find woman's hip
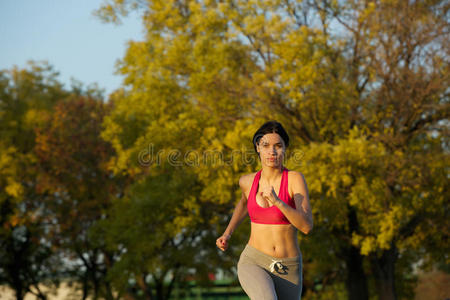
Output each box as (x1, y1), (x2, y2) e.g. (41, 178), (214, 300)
(238, 244), (302, 283)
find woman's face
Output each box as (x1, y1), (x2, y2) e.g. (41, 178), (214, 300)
(256, 133), (285, 166)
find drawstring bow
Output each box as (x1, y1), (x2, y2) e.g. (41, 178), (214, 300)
(269, 259), (284, 273)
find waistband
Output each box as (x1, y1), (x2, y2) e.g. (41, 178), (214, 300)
(243, 244), (301, 264)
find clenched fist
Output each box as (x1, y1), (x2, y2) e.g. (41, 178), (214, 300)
(261, 186), (281, 206)
(216, 234), (231, 251)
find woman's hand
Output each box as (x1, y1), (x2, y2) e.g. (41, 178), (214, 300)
(261, 186), (282, 207)
(216, 234), (231, 251)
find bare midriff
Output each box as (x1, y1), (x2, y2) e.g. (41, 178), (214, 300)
(247, 222), (300, 258)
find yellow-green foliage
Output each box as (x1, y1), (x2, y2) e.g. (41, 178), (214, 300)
(94, 0), (448, 297)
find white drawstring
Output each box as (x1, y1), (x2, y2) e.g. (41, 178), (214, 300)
(269, 259), (284, 273)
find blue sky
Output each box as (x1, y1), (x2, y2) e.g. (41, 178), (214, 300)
(0, 0), (144, 96)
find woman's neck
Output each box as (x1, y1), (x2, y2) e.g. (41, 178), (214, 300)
(260, 165), (283, 184)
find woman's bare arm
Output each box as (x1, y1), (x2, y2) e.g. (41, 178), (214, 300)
(223, 175), (249, 235)
(216, 176), (249, 251)
(265, 171), (313, 234)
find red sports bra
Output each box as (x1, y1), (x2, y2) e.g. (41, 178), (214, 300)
(247, 167), (296, 224)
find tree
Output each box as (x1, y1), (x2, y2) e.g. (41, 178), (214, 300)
(309, 1), (449, 299)
(34, 95), (126, 300)
(0, 61), (68, 300)
(94, 0), (449, 299)
(93, 0), (265, 297)
(96, 89), (255, 299)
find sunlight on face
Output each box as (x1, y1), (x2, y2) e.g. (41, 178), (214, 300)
(257, 133), (285, 166)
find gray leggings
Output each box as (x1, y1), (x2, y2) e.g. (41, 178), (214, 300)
(237, 244), (303, 300)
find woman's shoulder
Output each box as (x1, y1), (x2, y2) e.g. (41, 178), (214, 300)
(239, 171), (258, 190)
(286, 169), (306, 186)
(286, 169), (305, 197)
(286, 169), (304, 179)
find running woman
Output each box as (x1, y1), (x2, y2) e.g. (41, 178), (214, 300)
(216, 120), (313, 300)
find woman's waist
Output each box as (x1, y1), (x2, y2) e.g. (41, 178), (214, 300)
(248, 224), (300, 258)
(241, 243), (301, 268)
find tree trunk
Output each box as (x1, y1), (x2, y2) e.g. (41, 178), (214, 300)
(345, 245), (369, 300)
(346, 205), (369, 300)
(81, 272), (89, 300)
(11, 262), (25, 300)
(14, 290), (24, 300)
(165, 263), (181, 300)
(155, 280), (164, 300)
(103, 252), (117, 300)
(136, 273), (154, 300)
(31, 281), (48, 300)
(370, 245), (398, 300)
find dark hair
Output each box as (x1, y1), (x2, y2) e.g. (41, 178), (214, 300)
(252, 120), (289, 153)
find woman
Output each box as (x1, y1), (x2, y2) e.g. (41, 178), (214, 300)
(216, 120), (313, 300)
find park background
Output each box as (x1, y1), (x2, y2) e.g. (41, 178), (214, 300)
(0, 0), (448, 299)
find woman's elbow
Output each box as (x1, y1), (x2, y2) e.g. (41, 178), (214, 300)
(301, 222), (313, 235)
